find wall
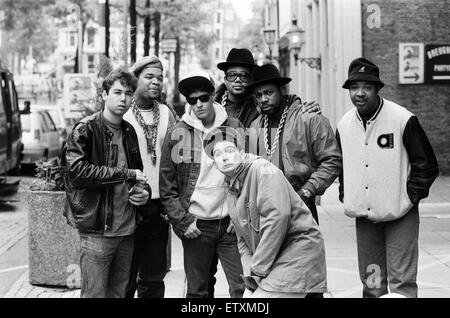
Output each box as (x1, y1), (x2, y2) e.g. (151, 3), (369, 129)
(276, 0), (362, 130)
(362, 0), (450, 174)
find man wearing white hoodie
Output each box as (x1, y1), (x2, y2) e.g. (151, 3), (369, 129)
(159, 71), (245, 298)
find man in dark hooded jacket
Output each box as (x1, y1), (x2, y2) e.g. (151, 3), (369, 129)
(247, 63), (342, 232)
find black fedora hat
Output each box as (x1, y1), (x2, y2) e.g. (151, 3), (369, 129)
(246, 64), (292, 92)
(343, 57), (384, 89)
(217, 48), (258, 72)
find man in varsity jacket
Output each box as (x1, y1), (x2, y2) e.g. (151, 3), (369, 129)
(336, 57), (439, 298)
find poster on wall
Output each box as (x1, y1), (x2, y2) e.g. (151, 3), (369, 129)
(399, 43), (425, 84)
(63, 74), (96, 119)
(425, 44), (450, 84)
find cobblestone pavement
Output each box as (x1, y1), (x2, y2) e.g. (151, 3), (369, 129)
(0, 178), (32, 257)
(0, 210), (27, 257)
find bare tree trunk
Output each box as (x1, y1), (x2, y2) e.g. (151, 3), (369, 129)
(143, 0), (151, 56)
(122, 0), (128, 65)
(174, 36), (180, 103)
(130, 0), (137, 63)
(105, 0), (110, 57)
(154, 11), (160, 56)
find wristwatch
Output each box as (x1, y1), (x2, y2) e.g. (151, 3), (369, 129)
(301, 189), (312, 198)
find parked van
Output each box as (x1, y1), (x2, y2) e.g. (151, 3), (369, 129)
(0, 59), (23, 193)
(31, 104), (67, 150)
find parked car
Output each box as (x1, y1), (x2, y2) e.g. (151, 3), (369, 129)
(31, 104), (67, 149)
(20, 109), (61, 166)
(0, 58), (22, 193)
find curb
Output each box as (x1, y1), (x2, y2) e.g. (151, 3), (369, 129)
(3, 270), (28, 298)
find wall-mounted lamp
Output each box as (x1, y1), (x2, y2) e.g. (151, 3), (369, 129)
(262, 24), (276, 60)
(285, 17), (321, 70)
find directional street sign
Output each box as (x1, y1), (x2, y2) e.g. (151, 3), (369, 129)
(425, 44), (450, 84)
(399, 43), (424, 84)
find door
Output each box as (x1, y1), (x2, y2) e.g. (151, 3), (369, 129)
(40, 111), (59, 158)
(7, 77), (21, 169)
(0, 74), (12, 160)
(0, 87), (7, 174)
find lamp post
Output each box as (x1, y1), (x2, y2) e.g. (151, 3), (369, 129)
(161, 34), (179, 103)
(285, 17), (321, 70)
(262, 24), (276, 61)
(71, 4), (83, 73)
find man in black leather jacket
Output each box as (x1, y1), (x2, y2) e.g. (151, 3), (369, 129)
(63, 68), (151, 298)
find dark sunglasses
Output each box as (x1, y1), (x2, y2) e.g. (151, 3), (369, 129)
(225, 72), (250, 82)
(186, 93), (210, 105)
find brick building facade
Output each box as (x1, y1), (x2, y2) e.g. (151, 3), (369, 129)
(362, 0), (450, 174)
(270, 0), (449, 174)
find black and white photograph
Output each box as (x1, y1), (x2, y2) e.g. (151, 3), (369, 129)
(0, 0), (449, 309)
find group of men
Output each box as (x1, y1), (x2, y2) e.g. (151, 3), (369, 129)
(63, 46), (439, 298)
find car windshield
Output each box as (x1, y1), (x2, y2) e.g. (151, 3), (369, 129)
(47, 110), (61, 126)
(20, 114), (31, 132)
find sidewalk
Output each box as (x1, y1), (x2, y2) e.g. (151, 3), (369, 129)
(3, 177), (450, 298)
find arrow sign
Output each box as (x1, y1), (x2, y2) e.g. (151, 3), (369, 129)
(399, 43), (424, 84)
(404, 73), (420, 81)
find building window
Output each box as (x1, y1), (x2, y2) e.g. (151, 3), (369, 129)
(216, 28), (221, 39)
(88, 55), (95, 73)
(87, 29), (95, 46)
(69, 32), (76, 46)
(217, 12), (221, 24)
(215, 48), (220, 59)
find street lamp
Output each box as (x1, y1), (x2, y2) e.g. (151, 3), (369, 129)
(71, 4), (83, 73)
(285, 17), (321, 70)
(262, 24), (276, 60)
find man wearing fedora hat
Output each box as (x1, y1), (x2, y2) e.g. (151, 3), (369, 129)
(215, 48), (320, 128)
(123, 55), (178, 298)
(159, 70), (245, 298)
(337, 57), (439, 298)
(247, 63), (342, 230)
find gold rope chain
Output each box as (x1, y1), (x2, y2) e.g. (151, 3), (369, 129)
(263, 105), (289, 159)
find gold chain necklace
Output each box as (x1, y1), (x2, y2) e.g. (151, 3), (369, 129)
(263, 105), (289, 159)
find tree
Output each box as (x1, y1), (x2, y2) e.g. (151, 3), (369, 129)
(235, 0), (265, 59)
(0, 0), (58, 70)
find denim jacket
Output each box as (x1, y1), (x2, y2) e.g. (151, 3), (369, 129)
(159, 117), (241, 238)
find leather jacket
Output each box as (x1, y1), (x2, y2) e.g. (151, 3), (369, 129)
(62, 111), (151, 234)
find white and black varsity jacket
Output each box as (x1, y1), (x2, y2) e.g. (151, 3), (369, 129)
(336, 97), (439, 222)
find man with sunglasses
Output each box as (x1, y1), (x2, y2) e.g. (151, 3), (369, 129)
(215, 48), (320, 128)
(159, 70), (245, 298)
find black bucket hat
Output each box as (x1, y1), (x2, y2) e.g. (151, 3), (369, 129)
(246, 63), (292, 92)
(342, 57), (385, 89)
(217, 48), (258, 72)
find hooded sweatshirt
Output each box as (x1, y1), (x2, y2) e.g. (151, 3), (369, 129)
(181, 102), (230, 220)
